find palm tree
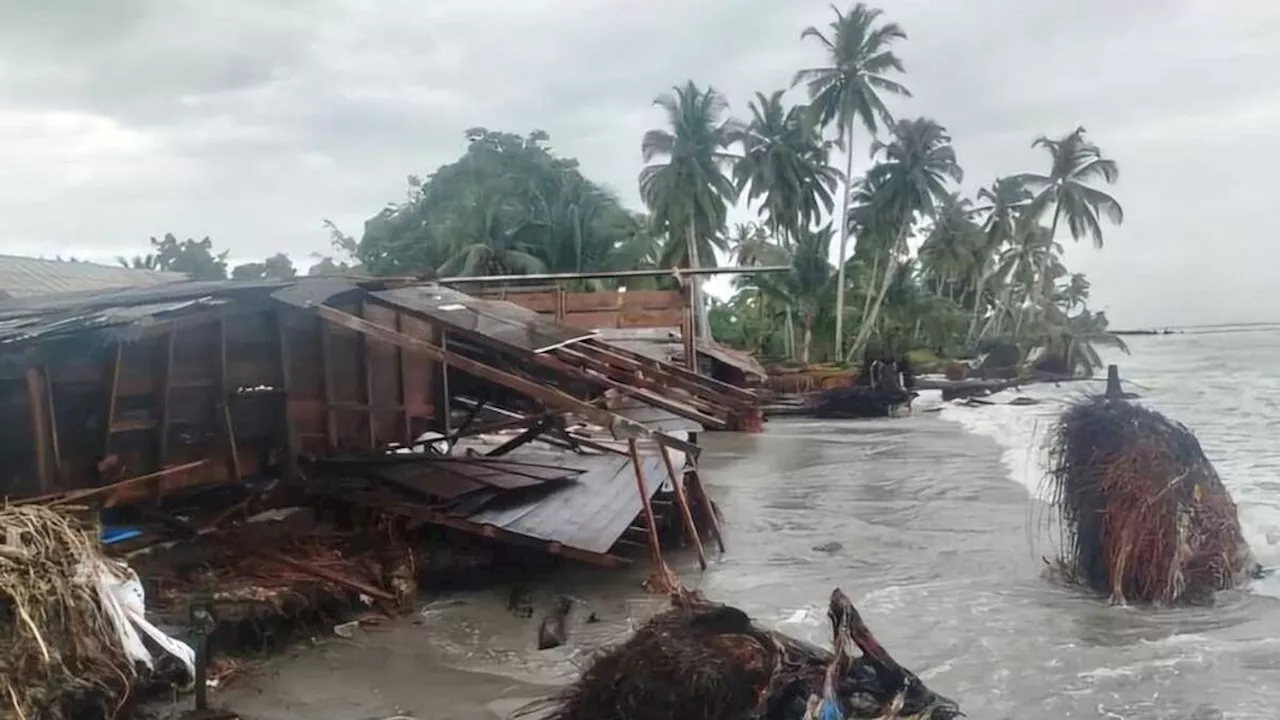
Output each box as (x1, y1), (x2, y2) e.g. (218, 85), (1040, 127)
(640, 81), (741, 340)
(1014, 127), (1123, 304)
(795, 2), (911, 360)
(1056, 272), (1091, 312)
(734, 90), (840, 245)
(968, 177), (1032, 341)
(847, 117), (962, 361)
(917, 193), (979, 302)
(990, 221), (1064, 337)
(1031, 307), (1128, 377)
(436, 185), (548, 276)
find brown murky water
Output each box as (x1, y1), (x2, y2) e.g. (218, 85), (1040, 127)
(215, 416), (1280, 720)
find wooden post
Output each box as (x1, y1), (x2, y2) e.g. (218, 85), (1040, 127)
(103, 344), (122, 454)
(360, 301), (376, 450)
(44, 365), (62, 480)
(319, 317), (336, 449)
(660, 443), (706, 570)
(681, 279), (697, 372)
(218, 318), (242, 483)
(395, 312), (412, 445)
(440, 330), (452, 439)
(1105, 364), (1123, 399)
(688, 468), (725, 553)
(158, 327), (176, 464)
(275, 310), (300, 481)
(627, 439), (666, 574)
(26, 367), (54, 493)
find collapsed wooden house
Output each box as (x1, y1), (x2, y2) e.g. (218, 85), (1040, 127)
(0, 277), (752, 569)
(456, 276), (769, 429)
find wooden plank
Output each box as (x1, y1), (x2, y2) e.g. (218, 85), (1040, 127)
(627, 439), (666, 574)
(587, 339), (759, 403)
(395, 312), (411, 444)
(26, 367), (54, 493)
(530, 352), (727, 430)
(360, 301), (376, 449)
(218, 318), (242, 484)
(320, 316), (336, 448)
(554, 347), (738, 418)
(158, 327), (176, 463)
(103, 344), (122, 454)
(275, 309), (300, 478)
(15, 460), (209, 507)
(317, 304), (700, 459)
(661, 444), (706, 570)
(688, 469), (725, 553)
(44, 365), (62, 479)
(570, 343), (756, 411)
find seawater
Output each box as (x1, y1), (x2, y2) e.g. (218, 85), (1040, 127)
(935, 329), (1280, 599)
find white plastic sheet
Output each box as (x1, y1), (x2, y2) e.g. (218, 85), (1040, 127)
(87, 557), (197, 686)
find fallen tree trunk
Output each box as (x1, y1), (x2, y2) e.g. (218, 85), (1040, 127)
(521, 587), (962, 720)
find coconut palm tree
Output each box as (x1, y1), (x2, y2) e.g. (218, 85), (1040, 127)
(917, 193), (980, 302)
(734, 90), (840, 246)
(639, 81), (741, 339)
(967, 177), (1032, 341)
(1031, 307), (1128, 377)
(1056, 272), (1091, 312)
(847, 117), (962, 361)
(795, 2), (911, 359)
(1014, 126), (1123, 304)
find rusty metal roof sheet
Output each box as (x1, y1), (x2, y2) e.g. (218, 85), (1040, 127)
(466, 452), (667, 555)
(372, 285), (597, 355)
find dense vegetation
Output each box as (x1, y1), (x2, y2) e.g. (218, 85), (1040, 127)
(113, 2), (1127, 377)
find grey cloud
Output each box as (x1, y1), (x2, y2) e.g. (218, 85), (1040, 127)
(1, 0), (1278, 325)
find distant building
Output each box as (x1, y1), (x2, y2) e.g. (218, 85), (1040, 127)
(0, 255), (186, 300)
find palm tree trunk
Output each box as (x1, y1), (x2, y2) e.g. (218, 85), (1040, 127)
(1033, 205), (1063, 318)
(912, 316), (922, 344)
(849, 224), (908, 360)
(832, 123), (856, 360)
(801, 315), (814, 364)
(785, 306), (796, 359)
(965, 266), (989, 343)
(686, 210), (712, 342)
(858, 251), (879, 341)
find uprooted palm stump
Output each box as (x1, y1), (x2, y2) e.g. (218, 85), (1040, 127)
(1045, 395), (1256, 605)
(523, 588), (962, 720)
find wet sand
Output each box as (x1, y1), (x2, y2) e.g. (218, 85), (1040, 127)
(195, 415), (1280, 720)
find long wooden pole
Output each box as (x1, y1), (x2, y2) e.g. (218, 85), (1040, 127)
(627, 439), (666, 575)
(660, 444), (706, 570)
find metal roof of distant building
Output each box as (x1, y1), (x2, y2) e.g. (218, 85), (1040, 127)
(0, 255), (187, 299)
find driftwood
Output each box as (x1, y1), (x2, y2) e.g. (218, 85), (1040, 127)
(523, 587), (961, 720)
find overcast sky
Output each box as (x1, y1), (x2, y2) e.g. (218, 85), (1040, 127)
(1, 0), (1277, 327)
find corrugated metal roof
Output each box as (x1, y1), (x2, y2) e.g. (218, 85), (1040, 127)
(0, 296), (233, 345)
(0, 255), (186, 299)
(312, 455), (583, 500)
(467, 452), (667, 555)
(373, 285), (597, 354)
